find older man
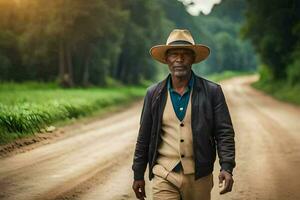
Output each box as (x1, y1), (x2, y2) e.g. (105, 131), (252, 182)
(132, 29), (235, 200)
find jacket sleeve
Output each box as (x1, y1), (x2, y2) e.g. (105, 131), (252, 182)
(132, 88), (153, 180)
(212, 85), (236, 174)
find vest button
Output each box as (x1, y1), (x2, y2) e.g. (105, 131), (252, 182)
(181, 154), (185, 158)
(180, 123), (184, 127)
(180, 139), (184, 142)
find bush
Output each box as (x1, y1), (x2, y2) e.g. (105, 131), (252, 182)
(287, 48), (300, 86)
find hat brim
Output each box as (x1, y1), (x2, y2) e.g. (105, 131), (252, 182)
(149, 44), (210, 64)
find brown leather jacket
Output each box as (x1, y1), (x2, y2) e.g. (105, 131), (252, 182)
(132, 72), (236, 181)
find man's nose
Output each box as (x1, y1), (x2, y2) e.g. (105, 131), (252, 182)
(175, 54), (184, 62)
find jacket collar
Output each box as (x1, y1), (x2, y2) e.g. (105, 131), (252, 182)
(167, 71), (195, 92)
(158, 70), (202, 96)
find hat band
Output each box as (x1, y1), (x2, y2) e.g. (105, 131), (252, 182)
(168, 40), (193, 45)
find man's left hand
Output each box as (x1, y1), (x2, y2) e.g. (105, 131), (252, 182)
(218, 170), (234, 194)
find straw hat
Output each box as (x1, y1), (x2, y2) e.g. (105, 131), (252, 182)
(149, 29), (210, 64)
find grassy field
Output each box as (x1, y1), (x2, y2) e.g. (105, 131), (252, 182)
(0, 71), (254, 145)
(0, 82), (146, 144)
(252, 79), (300, 105)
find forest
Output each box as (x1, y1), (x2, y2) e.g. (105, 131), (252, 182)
(0, 0), (259, 87)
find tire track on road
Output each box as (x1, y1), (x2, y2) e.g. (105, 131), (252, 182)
(211, 76), (300, 200)
(0, 110), (141, 200)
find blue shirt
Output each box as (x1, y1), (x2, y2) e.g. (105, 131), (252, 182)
(167, 72), (194, 122)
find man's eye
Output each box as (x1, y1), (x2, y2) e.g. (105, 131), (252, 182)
(184, 53), (193, 56)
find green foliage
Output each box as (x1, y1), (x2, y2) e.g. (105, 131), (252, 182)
(115, 0), (168, 84)
(256, 64), (273, 83)
(0, 81), (60, 91)
(242, 0), (300, 81)
(176, 0), (258, 75)
(0, 0), (168, 86)
(287, 44), (300, 85)
(0, 0), (260, 85)
(252, 79), (300, 105)
(209, 0), (246, 23)
(214, 32), (240, 71)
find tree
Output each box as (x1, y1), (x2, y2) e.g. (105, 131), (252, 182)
(115, 0), (168, 84)
(242, 0), (300, 80)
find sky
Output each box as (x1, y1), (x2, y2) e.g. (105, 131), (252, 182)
(179, 0), (222, 16)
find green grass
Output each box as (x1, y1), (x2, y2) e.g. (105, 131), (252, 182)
(206, 70), (255, 83)
(252, 79), (300, 105)
(0, 82), (146, 145)
(0, 71), (255, 145)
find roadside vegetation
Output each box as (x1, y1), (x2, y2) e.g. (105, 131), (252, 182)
(252, 78), (300, 105)
(0, 70), (249, 145)
(206, 70), (255, 83)
(242, 1), (300, 105)
(208, 69), (300, 106)
(0, 82), (146, 144)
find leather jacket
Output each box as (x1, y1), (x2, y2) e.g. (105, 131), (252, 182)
(132, 73), (236, 181)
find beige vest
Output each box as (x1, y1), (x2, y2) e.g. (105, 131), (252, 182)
(156, 90), (195, 174)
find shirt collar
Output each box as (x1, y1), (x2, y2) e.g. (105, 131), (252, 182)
(168, 71), (195, 92)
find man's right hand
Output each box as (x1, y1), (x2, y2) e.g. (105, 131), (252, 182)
(132, 180), (146, 199)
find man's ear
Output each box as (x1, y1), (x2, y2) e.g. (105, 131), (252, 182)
(165, 54), (170, 63)
(164, 50), (169, 63)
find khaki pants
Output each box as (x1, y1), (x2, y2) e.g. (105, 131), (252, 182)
(152, 164), (213, 200)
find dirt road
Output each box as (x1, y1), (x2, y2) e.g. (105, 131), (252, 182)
(0, 75), (300, 200)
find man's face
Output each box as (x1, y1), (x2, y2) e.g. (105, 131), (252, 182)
(165, 48), (195, 78)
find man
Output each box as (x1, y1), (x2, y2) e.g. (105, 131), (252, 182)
(132, 29), (235, 200)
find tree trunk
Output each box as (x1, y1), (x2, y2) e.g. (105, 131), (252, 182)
(58, 39), (67, 87)
(58, 39), (74, 88)
(83, 49), (91, 87)
(66, 42), (74, 87)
